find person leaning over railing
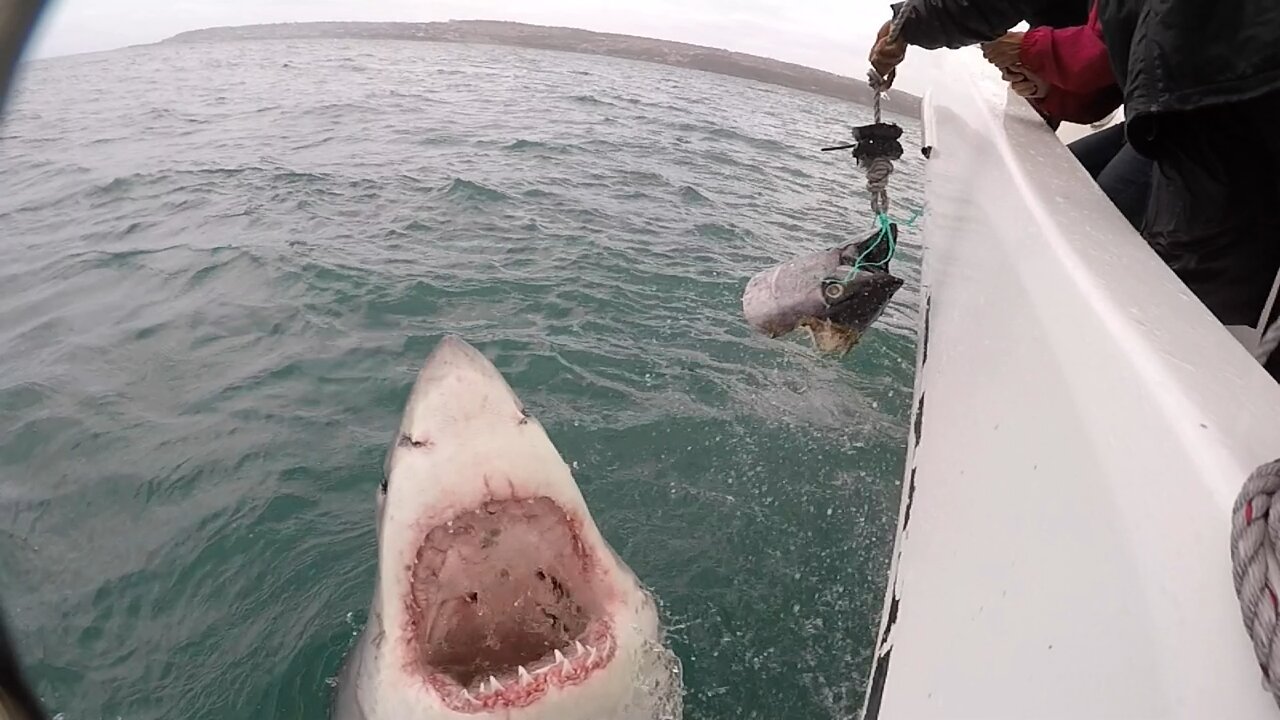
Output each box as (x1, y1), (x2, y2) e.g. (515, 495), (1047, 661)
(870, 0), (1280, 382)
(1097, 0), (1280, 381)
(978, 0), (1152, 234)
(866, 0), (1090, 88)
(865, 0), (1151, 233)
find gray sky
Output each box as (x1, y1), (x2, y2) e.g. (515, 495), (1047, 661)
(27, 0), (950, 94)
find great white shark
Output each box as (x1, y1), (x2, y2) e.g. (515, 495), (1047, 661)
(333, 336), (683, 719)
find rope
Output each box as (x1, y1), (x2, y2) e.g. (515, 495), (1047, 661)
(862, 4), (910, 220)
(1231, 458), (1280, 707)
(1262, 318), (1280, 366)
(1254, 266), (1280, 357)
(866, 4), (910, 124)
(840, 208), (920, 283)
(866, 156), (893, 216)
(834, 3), (915, 288)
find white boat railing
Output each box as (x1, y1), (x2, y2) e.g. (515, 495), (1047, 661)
(862, 49), (1280, 719)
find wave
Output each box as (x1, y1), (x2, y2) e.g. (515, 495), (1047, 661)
(706, 126), (793, 153)
(668, 121), (794, 153)
(269, 170), (330, 185)
(502, 139), (580, 154)
(619, 169), (668, 186)
(694, 222), (748, 242)
(568, 94), (617, 107)
(182, 248), (268, 291)
(678, 185), (713, 204)
(433, 178), (512, 203)
(418, 135), (458, 146)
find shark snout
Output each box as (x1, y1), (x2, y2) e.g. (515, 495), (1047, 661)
(399, 336), (526, 443)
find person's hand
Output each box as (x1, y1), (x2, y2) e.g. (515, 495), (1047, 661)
(981, 32), (1025, 70)
(869, 19), (907, 87)
(1002, 66), (1049, 99)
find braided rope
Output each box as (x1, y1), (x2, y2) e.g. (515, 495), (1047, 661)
(862, 6), (909, 215)
(1231, 458), (1280, 707)
(866, 4), (910, 122)
(865, 156), (894, 216)
(1254, 268), (1280, 361)
(870, 80), (887, 126)
(1261, 318), (1280, 365)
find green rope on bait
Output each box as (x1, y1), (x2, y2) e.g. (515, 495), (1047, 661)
(841, 207), (920, 282)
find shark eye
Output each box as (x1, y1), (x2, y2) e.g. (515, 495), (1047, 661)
(381, 438), (395, 494)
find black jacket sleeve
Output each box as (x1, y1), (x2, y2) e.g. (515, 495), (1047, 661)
(892, 0), (1089, 50)
(891, 0), (1027, 49)
(1099, 0), (1280, 142)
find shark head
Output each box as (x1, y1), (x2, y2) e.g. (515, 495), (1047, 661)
(336, 336), (682, 720)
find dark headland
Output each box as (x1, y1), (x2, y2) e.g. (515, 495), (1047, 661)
(163, 20), (922, 118)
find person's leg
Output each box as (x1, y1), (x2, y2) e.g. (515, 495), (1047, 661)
(1142, 92), (1280, 328)
(1095, 142), (1154, 232)
(1068, 122), (1126, 179)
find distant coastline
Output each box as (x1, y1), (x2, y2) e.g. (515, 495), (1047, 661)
(163, 20), (922, 118)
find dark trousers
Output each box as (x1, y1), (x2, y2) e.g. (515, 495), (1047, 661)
(1142, 93), (1280, 330)
(1141, 92), (1280, 379)
(1068, 122), (1153, 232)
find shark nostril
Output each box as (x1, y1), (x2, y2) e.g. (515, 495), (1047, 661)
(398, 433), (431, 449)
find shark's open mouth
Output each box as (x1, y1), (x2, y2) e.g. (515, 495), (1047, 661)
(407, 497), (616, 713)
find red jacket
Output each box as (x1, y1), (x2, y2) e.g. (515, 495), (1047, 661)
(1019, 2), (1122, 124)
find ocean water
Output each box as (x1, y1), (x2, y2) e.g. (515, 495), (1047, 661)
(0, 39), (924, 719)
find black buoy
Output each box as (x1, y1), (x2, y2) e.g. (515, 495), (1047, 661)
(850, 123), (904, 165)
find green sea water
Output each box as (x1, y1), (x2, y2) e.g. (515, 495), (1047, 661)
(0, 39), (923, 719)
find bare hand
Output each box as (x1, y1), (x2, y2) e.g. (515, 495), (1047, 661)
(1002, 66), (1048, 99)
(981, 32), (1025, 70)
(869, 20), (907, 87)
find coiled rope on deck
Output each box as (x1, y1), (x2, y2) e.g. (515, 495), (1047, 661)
(1231, 458), (1280, 707)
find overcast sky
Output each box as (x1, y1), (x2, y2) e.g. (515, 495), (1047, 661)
(26, 0), (951, 95)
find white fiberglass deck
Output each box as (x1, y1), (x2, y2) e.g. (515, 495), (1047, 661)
(862, 51), (1280, 719)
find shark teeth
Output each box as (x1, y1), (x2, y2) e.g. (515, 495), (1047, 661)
(522, 639), (603, 680)
(488, 675), (503, 692)
(460, 688), (476, 704)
